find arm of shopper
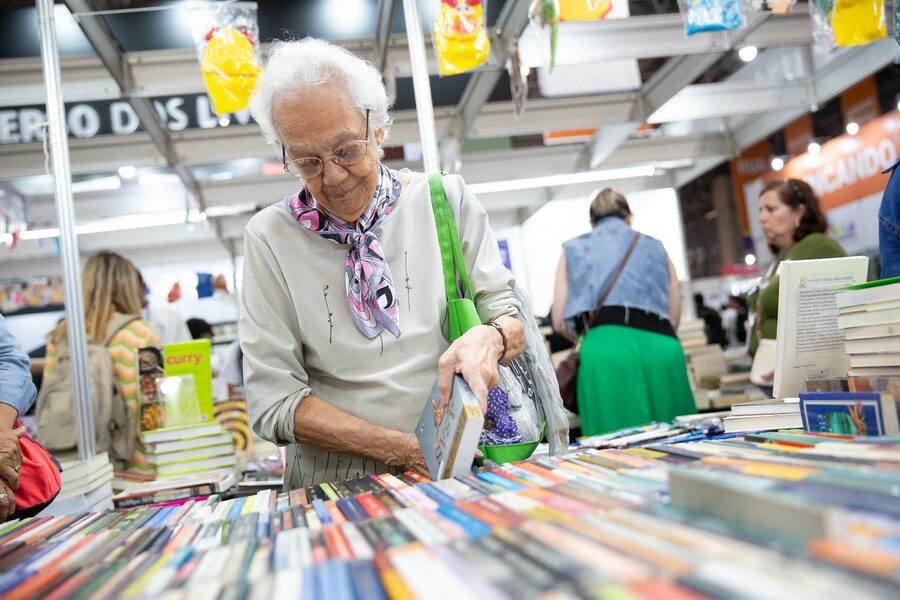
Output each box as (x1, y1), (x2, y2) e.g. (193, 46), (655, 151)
(0, 315), (37, 419)
(292, 395), (427, 476)
(551, 253), (575, 342)
(667, 254), (682, 330)
(437, 315), (523, 413)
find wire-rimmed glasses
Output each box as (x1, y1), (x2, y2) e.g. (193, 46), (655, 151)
(282, 110), (370, 179)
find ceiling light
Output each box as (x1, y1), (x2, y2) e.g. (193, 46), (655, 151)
(845, 122), (859, 135)
(118, 165), (136, 179)
(807, 142), (821, 155)
(468, 166), (656, 195)
(218, 117), (230, 127)
(744, 254), (757, 266)
(770, 157), (784, 171)
(738, 46), (758, 62)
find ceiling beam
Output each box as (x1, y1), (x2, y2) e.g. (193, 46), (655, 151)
(63, 2), (204, 207)
(373, 0), (398, 71)
(519, 8), (812, 68)
(648, 79), (809, 123)
(455, 0), (535, 139)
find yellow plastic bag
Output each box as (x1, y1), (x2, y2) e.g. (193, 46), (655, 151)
(201, 27), (262, 115)
(831, 0), (885, 46)
(434, 0), (491, 76)
(559, 0), (612, 21)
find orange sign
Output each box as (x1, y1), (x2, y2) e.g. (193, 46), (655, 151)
(777, 110), (900, 211)
(784, 114), (814, 158)
(729, 139), (771, 235)
(839, 77), (879, 128)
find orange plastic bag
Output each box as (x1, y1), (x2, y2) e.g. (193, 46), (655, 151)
(434, 0), (491, 76)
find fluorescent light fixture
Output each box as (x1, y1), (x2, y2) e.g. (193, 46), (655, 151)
(770, 157), (784, 171)
(845, 122), (859, 135)
(738, 46), (758, 62)
(118, 165), (137, 179)
(205, 203), (257, 218)
(468, 166), (656, 195)
(1, 209), (205, 245)
(71, 176), (121, 194)
(138, 172), (181, 186)
(807, 142), (821, 155)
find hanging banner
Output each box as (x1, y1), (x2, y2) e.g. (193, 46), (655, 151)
(839, 76), (879, 128)
(777, 110), (899, 211)
(729, 139), (771, 236)
(784, 113), (815, 158)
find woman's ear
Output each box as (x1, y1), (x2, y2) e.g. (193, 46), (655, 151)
(374, 126), (386, 145)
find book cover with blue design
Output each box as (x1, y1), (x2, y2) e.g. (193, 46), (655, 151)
(798, 391), (900, 436)
(415, 375), (484, 480)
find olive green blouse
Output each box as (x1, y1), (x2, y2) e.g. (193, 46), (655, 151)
(748, 233), (846, 356)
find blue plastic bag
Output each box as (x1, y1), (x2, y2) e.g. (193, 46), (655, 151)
(680, 0), (744, 36)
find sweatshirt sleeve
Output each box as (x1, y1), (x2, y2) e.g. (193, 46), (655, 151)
(239, 224), (311, 446)
(443, 174), (522, 322)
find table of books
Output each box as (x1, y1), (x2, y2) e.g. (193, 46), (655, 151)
(1, 430), (899, 599)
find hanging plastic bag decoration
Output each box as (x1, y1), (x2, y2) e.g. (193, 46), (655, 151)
(895, 0), (899, 46)
(528, 0), (560, 72)
(749, 0), (795, 13)
(559, 0), (612, 21)
(677, 0), (744, 36)
(507, 37), (528, 119)
(434, 0), (491, 76)
(809, 0), (837, 51)
(831, 0), (886, 46)
(188, 2), (262, 115)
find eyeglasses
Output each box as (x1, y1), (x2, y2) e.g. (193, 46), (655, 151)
(282, 110), (370, 179)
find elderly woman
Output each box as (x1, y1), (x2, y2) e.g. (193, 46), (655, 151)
(747, 179), (846, 392)
(242, 39), (524, 488)
(552, 188), (694, 436)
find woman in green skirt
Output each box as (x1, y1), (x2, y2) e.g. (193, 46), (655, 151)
(552, 189), (695, 436)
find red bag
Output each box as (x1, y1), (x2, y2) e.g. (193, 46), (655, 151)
(13, 421), (62, 518)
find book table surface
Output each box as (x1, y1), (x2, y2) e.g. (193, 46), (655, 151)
(2, 432), (899, 599)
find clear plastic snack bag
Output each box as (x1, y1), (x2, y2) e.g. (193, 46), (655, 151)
(677, 0), (744, 36)
(559, 0), (612, 20)
(831, 0), (886, 46)
(434, 0), (491, 76)
(528, 0), (560, 72)
(188, 1), (262, 115)
(809, 0), (837, 52)
(480, 356), (543, 447)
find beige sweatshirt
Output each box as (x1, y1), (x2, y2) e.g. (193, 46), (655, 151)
(239, 169), (520, 488)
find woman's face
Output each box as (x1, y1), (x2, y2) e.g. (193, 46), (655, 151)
(758, 189), (804, 251)
(275, 84), (385, 223)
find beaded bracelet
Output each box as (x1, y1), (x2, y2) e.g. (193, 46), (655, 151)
(487, 321), (508, 363)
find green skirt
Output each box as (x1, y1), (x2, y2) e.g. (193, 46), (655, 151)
(576, 324), (695, 437)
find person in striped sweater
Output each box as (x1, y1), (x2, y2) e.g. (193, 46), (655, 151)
(43, 252), (161, 472)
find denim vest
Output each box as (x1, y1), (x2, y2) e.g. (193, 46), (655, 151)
(563, 217), (671, 329)
(879, 156), (900, 278)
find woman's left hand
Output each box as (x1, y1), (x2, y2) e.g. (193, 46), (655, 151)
(437, 325), (504, 414)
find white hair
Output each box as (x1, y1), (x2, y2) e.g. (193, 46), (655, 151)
(248, 38), (392, 149)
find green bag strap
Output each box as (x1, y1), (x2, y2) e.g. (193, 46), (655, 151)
(429, 172), (474, 302)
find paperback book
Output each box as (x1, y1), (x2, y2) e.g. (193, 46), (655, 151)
(415, 375), (484, 480)
(798, 391), (900, 436)
(163, 339), (214, 422)
(773, 256), (869, 399)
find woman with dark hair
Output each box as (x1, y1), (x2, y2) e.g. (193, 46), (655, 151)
(552, 188), (694, 435)
(747, 179), (846, 385)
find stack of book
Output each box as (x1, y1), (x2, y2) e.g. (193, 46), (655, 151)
(41, 452), (114, 516)
(676, 318), (707, 351)
(141, 421), (237, 477)
(835, 276), (900, 377)
(720, 397), (802, 433)
(3, 431), (900, 597)
(683, 343), (727, 389)
(111, 467), (240, 509)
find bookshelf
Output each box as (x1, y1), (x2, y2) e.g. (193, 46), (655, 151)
(2, 431), (899, 597)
